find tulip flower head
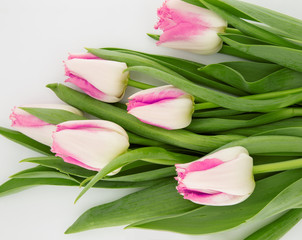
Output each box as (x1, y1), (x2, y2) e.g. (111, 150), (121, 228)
(51, 120), (129, 173)
(64, 53), (129, 103)
(175, 146), (255, 206)
(127, 85), (194, 130)
(10, 104), (82, 146)
(155, 0), (227, 54)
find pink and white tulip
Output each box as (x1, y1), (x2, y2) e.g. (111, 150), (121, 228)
(175, 146), (255, 206)
(10, 104), (82, 146)
(64, 53), (129, 103)
(51, 120), (129, 173)
(155, 0), (227, 54)
(127, 85), (194, 130)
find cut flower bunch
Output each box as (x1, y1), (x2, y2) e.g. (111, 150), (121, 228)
(1, 0), (302, 239)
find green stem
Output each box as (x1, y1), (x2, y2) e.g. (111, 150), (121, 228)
(253, 158), (302, 174)
(128, 79), (155, 90)
(194, 87), (302, 111)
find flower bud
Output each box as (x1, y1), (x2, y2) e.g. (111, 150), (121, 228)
(155, 0), (227, 54)
(127, 85), (194, 130)
(51, 120), (129, 173)
(64, 53), (129, 103)
(10, 104), (83, 146)
(175, 146), (255, 206)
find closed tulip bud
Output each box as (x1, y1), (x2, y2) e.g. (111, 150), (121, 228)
(155, 0), (227, 54)
(10, 104), (83, 146)
(64, 53), (129, 103)
(51, 120), (129, 173)
(127, 85), (194, 130)
(175, 146), (255, 206)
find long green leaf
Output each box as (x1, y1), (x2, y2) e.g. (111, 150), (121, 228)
(127, 66), (302, 112)
(0, 178), (79, 197)
(217, 135), (302, 156)
(245, 209), (302, 240)
(128, 169), (302, 234)
(221, 117), (302, 136)
(65, 179), (199, 234)
(220, 33), (302, 72)
(214, 0), (302, 41)
(200, 0), (301, 49)
(188, 108), (302, 133)
(183, 0), (256, 21)
(0, 127), (52, 155)
(200, 62), (302, 94)
(21, 156), (97, 178)
(47, 83), (243, 152)
(10, 166), (79, 181)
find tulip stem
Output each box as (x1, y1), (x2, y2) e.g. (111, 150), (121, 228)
(194, 87), (302, 111)
(253, 158), (302, 174)
(128, 79), (155, 90)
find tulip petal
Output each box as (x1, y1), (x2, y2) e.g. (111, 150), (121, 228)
(12, 125), (56, 146)
(128, 96), (194, 129)
(155, 0), (227, 54)
(68, 53), (100, 60)
(181, 153), (255, 196)
(51, 120), (129, 171)
(9, 104), (82, 146)
(64, 59), (128, 102)
(180, 189), (251, 206)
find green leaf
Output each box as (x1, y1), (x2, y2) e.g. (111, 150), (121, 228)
(200, 62), (302, 94)
(219, 45), (268, 62)
(128, 169), (302, 234)
(200, 0), (301, 49)
(221, 117), (302, 136)
(20, 108), (86, 124)
(65, 179), (200, 234)
(146, 33), (160, 41)
(245, 209), (302, 240)
(47, 83), (243, 152)
(0, 178), (78, 197)
(127, 66), (302, 112)
(188, 108), (302, 133)
(21, 156), (97, 178)
(184, 0), (256, 21)
(75, 147), (196, 202)
(10, 166), (79, 182)
(217, 135), (302, 156)
(220, 33), (302, 73)
(0, 127), (52, 155)
(213, 0), (302, 41)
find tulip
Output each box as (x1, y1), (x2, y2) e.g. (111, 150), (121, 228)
(10, 104), (82, 146)
(175, 146), (255, 206)
(64, 53), (129, 103)
(51, 120), (129, 173)
(155, 0), (227, 54)
(127, 85), (194, 130)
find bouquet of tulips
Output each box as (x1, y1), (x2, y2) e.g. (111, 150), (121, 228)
(1, 0), (302, 239)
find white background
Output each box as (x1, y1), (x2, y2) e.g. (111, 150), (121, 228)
(0, 0), (301, 239)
